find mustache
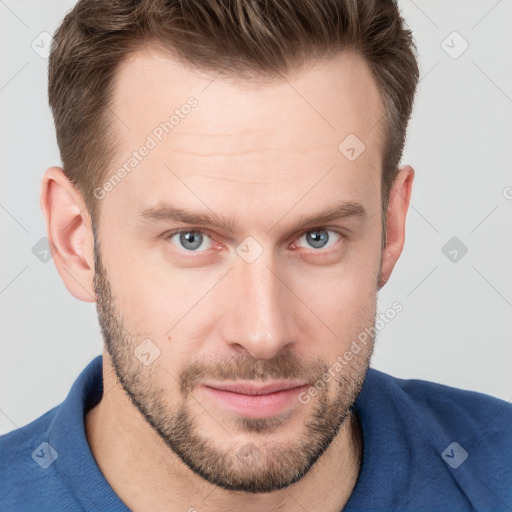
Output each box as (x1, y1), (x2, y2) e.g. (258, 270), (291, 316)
(179, 351), (329, 396)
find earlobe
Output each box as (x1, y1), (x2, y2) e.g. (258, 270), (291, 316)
(40, 167), (97, 303)
(378, 165), (414, 289)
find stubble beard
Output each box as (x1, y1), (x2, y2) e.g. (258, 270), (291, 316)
(93, 238), (374, 493)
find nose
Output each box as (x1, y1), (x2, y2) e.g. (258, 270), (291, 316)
(221, 249), (298, 360)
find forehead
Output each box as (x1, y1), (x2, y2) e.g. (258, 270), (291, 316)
(102, 47), (385, 228)
(110, 46), (384, 155)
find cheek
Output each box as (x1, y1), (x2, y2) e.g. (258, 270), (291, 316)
(107, 256), (226, 350)
(296, 270), (377, 332)
(287, 246), (379, 361)
(293, 238), (380, 312)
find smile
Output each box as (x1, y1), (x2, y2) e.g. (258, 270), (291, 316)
(199, 381), (310, 418)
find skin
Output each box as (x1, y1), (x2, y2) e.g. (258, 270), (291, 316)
(40, 47), (413, 511)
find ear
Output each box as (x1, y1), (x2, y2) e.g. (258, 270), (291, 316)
(40, 166), (96, 302)
(378, 165), (414, 289)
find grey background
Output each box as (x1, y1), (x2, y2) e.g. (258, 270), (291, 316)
(1, 0), (511, 435)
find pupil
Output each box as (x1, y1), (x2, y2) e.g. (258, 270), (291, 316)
(307, 230), (328, 249)
(181, 231), (202, 250)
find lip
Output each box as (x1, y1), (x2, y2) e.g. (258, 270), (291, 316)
(199, 380), (310, 418)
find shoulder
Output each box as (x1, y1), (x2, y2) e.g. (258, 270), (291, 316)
(0, 405), (58, 467)
(0, 356), (104, 511)
(364, 368), (512, 438)
(0, 407), (68, 509)
(357, 368), (512, 508)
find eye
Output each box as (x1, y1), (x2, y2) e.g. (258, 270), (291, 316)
(294, 228), (342, 250)
(168, 230), (213, 252)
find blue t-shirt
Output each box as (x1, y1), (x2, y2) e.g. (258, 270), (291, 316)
(1, 356), (511, 511)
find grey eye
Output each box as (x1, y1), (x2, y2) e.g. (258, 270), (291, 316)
(305, 229), (330, 249)
(171, 230), (206, 251)
(296, 229), (341, 251)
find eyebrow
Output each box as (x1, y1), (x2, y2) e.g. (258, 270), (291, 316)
(138, 200), (367, 233)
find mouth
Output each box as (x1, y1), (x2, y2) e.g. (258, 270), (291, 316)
(199, 380), (310, 418)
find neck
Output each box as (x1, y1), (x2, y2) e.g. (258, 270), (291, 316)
(85, 360), (362, 512)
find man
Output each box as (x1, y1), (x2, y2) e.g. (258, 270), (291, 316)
(1, 0), (510, 510)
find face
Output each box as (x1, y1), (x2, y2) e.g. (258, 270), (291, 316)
(93, 48), (384, 493)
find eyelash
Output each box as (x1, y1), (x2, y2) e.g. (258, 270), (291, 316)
(165, 227), (344, 255)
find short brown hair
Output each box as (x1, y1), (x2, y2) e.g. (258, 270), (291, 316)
(48, 0), (419, 228)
